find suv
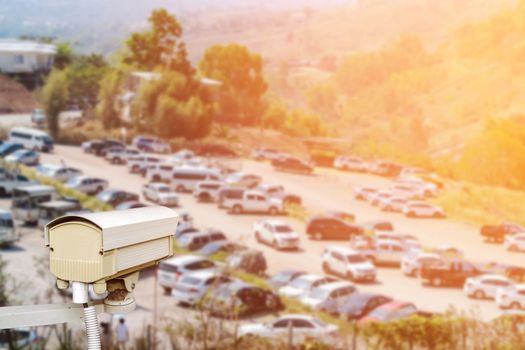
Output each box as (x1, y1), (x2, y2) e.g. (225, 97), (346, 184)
(217, 187), (245, 208)
(127, 155), (162, 174)
(106, 147), (141, 164)
(322, 246), (376, 282)
(420, 260), (484, 287)
(352, 239), (407, 266)
(157, 255), (217, 294)
(194, 181), (223, 202)
(176, 230), (227, 251)
(133, 136), (170, 153)
(146, 163), (175, 182)
(306, 216), (363, 240)
(272, 156), (313, 174)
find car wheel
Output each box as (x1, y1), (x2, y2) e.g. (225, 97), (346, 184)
(385, 205), (392, 212)
(153, 175), (161, 182)
(510, 302), (521, 310)
(366, 256), (376, 265)
(314, 232), (323, 240)
(255, 232), (262, 243)
(132, 165), (139, 173)
(432, 277), (442, 287)
(199, 193), (210, 202)
(412, 269), (420, 278)
(233, 205), (243, 214)
(272, 240), (279, 250)
(346, 272), (354, 281)
(473, 290), (485, 299)
(96, 186), (103, 193)
(407, 211), (416, 218)
(176, 185), (185, 193)
(163, 287), (172, 295)
(0, 188), (5, 197)
(510, 245), (519, 252)
(268, 207), (278, 215)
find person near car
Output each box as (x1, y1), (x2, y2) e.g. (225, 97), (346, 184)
(116, 318), (129, 350)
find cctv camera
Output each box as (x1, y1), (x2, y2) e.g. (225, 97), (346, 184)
(45, 206), (178, 313)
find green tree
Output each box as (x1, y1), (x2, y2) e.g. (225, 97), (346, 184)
(42, 69), (69, 139)
(66, 54), (108, 109)
(199, 44), (268, 125)
(54, 42), (74, 69)
(124, 9), (193, 76)
(96, 70), (122, 129)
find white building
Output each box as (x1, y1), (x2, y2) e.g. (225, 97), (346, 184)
(0, 39), (56, 74)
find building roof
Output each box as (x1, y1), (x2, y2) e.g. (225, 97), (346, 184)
(0, 39), (56, 54)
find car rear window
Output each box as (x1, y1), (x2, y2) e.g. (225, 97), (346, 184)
(159, 263), (178, 273)
(181, 276), (201, 285)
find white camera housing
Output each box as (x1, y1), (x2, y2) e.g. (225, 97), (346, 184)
(45, 206), (178, 312)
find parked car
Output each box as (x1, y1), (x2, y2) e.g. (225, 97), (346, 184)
(0, 142), (23, 157)
(217, 187), (245, 208)
(352, 239), (408, 266)
(354, 186), (378, 201)
(420, 260), (485, 287)
(172, 271), (233, 306)
(279, 274), (337, 299)
(224, 172), (262, 189)
(115, 201), (148, 210)
(379, 196), (409, 212)
(464, 274), (514, 299)
(0, 173), (33, 196)
(36, 164), (82, 182)
(105, 147), (141, 164)
(157, 255), (217, 294)
(268, 270), (307, 289)
(31, 109), (46, 127)
(334, 156), (367, 172)
(301, 281), (357, 310)
(127, 155), (162, 174)
(171, 167), (221, 192)
(306, 216), (364, 240)
(142, 182), (179, 206)
(504, 233), (525, 252)
(255, 184), (302, 206)
(96, 189), (139, 207)
(146, 163), (175, 183)
(194, 143), (237, 157)
(359, 301), (425, 324)
(395, 178), (438, 197)
(132, 135), (170, 153)
(401, 251), (442, 277)
(336, 293), (392, 320)
(389, 183), (425, 200)
(5, 149), (39, 166)
(239, 314), (339, 345)
(362, 220), (394, 234)
(480, 223), (524, 243)
(368, 161), (403, 177)
(0, 328), (40, 349)
(323, 210), (355, 222)
(225, 190), (284, 215)
(226, 249), (267, 276)
(253, 220), (300, 250)
(272, 156), (313, 174)
(432, 245), (464, 260)
(369, 190), (394, 206)
(197, 240), (248, 257)
(176, 211), (194, 236)
(205, 280), (284, 318)
(90, 139), (124, 156)
(0, 210), (18, 246)
(65, 176), (108, 195)
(251, 148), (282, 161)
(193, 181), (223, 202)
(322, 246), (376, 282)
(177, 229), (227, 251)
(403, 202), (446, 218)
(496, 284), (525, 310)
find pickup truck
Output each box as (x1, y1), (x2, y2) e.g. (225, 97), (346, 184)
(480, 223), (524, 243)
(420, 260), (485, 287)
(225, 190), (284, 215)
(0, 173), (34, 196)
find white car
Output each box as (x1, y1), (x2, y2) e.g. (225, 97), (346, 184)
(353, 239), (407, 266)
(127, 155), (162, 174)
(300, 281), (357, 310)
(142, 183), (179, 206)
(193, 181), (223, 202)
(378, 196), (409, 212)
(226, 190), (283, 215)
(389, 183), (425, 200)
(157, 255), (217, 294)
(464, 275), (514, 299)
(496, 284), (525, 310)
(5, 149), (39, 166)
(321, 246), (376, 282)
(401, 251), (441, 277)
(395, 178), (438, 196)
(105, 147), (141, 164)
(333, 156), (366, 172)
(403, 202), (445, 218)
(224, 172), (262, 188)
(279, 274), (336, 299)
(239, 314), (339, 345)
(253, 220), (300, 250)
(65, 176), (108, 195)
(171, 271), (233, 306)
(504, 233), (525, 252)
(353, 186), (378, 201)
(369, 190), (394, 206)
(146, 163), (175, 182)
(251, 148), (282, 161)
(36, 164), (83, 182)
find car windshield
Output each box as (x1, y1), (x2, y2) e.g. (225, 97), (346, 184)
(308, 287), (330, 300)
(10, 150), (26, 157)
(157, 186), (171, 193)
(347, 254), (365, 263)
(66, 178), (82, 186)
(274, 225), (293, 233)
(368, 306), (391, 321)
(289, 277), (314, 290)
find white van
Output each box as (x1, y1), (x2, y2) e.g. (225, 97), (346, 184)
(12, 185), (56, 224)
(9, 127), (54, 152)
(171, 167), (220, 192)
